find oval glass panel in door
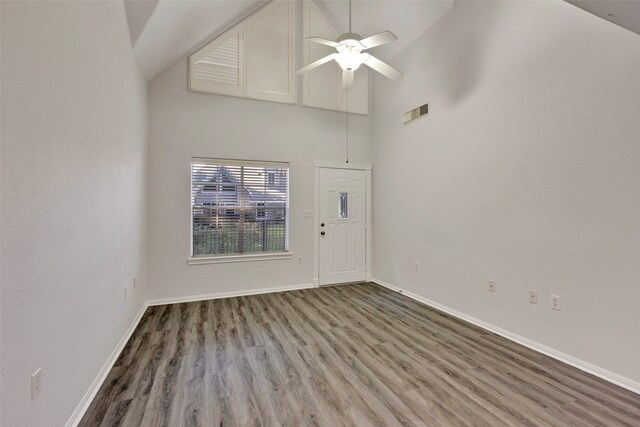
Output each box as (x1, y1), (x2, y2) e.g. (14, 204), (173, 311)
(339, 192), (348, 219)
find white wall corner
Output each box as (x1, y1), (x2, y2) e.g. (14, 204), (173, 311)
(65, 302), (149, 427)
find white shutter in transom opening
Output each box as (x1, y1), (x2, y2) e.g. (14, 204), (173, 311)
(246, 0), (295, 103)
(302, 0), (368, 115)
(188, 0), (295, 105)
(189, 22), (244, 97)
(303, 0), (337, 110)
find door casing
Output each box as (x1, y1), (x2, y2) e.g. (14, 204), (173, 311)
(313, 161), (372, 286)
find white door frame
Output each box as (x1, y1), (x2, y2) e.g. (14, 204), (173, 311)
(313, 161), (372, 286)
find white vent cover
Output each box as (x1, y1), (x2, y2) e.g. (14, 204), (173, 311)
(403, 103), (429, 125)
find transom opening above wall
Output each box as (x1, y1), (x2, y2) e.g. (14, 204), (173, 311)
(188, 0), (369, 115)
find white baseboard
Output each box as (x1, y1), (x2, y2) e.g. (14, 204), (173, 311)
(66, 282), (317, 425)
(146, 282), (317, 306)
(65, 302), (149, 427)
(371, 277), (640, 396)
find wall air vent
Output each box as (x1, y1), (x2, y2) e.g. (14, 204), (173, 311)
(403, 103), (428, 125)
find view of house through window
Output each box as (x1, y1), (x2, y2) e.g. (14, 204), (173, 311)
(191, 158), (289, 257)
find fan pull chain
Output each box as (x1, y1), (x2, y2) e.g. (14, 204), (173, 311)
(346, 84), (349, 164)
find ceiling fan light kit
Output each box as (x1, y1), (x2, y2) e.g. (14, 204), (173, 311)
(334, 37), (367, 72)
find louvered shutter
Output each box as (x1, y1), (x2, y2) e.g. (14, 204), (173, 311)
(189, 22), (244, 97)
(246, 0), (295, 104)
(191, 158), (289, 257)
(302, 0), (338, 110)
(188, 0), (295, 105)
(301, 0), (368, 115)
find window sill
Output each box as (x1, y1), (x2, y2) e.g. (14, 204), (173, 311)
(187, 252), (292, 265)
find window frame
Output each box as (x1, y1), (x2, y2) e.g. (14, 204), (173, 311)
(188, 157), (291, 265)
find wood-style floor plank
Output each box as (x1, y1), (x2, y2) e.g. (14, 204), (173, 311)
(79, 283), (640, 426)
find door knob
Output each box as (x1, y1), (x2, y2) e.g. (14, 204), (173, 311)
(320, 231), (325, 236)
(321, 223), (325, 227)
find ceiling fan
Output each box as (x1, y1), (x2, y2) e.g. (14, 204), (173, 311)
(296, 0), (403, 89)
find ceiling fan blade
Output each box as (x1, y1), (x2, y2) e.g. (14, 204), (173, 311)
(307, 37), (342, 48)
(359, 31), (398, 50)
(363, 54), (403, 81)
(342, 70), (354, 91)
(296, 54), (336, 75)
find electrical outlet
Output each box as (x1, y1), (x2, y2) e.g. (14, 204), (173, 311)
(304, 210), (313, 218)
(298, 256), (303, 264)
(31, 369), (42, 400)
(529, 290), (538, 304)
(415, 261), (420, 271)
(124, 287), (128, 300)
(551, 295), (561, 310)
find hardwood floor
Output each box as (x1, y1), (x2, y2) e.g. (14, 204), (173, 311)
(79, 283), (640, 426)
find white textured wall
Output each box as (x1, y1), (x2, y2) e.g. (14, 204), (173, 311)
(372, 0), (640, 384)
(148, 58), (371, 300)
(0, 2), (148, 426)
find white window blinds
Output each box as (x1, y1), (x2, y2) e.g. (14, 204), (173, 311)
(191, 158), (289, 257)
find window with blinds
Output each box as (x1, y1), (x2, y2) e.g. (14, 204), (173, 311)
(191, 158), (289, 257)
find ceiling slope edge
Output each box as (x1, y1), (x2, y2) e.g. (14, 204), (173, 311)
(135, 0), (267, 82)
(124, 0), (159, 47)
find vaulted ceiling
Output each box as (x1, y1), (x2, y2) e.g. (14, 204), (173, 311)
(125, 0), (455, 81)
(567, 0), (640, 36)
(128, 0), (268, 81)
(125, 0), (640, 82)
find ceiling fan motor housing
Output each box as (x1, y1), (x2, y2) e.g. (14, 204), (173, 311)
(337, 33), (363, 44)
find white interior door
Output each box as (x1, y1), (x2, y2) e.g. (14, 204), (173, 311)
(319, 168), (367, 285)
